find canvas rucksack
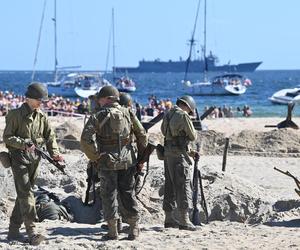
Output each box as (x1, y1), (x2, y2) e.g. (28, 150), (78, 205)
(96, 106), (133, 170)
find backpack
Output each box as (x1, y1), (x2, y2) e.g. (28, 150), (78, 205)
(96, 106), (133, 170)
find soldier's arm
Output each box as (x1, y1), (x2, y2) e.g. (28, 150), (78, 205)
(80, 115), (99, 161)
(183, 114), (197, 141)
(129, 110), (148, 152)
(3, 111), (26, 150)
(43, 115), (60, 157)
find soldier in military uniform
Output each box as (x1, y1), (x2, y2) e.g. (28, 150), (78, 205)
(81, 86), (147, 240)
(161, 95), (197, 231)
(3, 82), (63, 245)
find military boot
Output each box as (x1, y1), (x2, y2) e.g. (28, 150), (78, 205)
(164, 211), (179, 228)
(127, 217), (139, 240)
(178, 210), (196, 231)
(25, 220), (45, 246)
(7, 223), (24, 241)
(103, 219), (118, 240)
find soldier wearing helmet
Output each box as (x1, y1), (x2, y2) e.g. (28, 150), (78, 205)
(161, 95), (197, 231)
(81, 86), (147, 240)
(3, 82), (63, 245)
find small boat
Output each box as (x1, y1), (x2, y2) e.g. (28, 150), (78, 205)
(182, 0), (254, 96)
(269, 86), (300, 104)
(115, 76), (136, 93)
(184, 74), (250, 96)
(109, 8), (136, 93)
(73, 74), (111, 98)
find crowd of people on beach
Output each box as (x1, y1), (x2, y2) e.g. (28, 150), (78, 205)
(0, 90), (253, 118)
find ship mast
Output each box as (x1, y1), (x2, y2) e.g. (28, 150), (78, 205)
(112, 8), (116, 79)
(31, 0), (47, 81)
(203, 0), (208, 82)
(53, 0), (58, 82)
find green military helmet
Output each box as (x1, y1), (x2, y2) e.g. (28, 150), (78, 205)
(176, 95), (196, 114)
(97, 85), (119, 100)
(119, 92), (132, 107)
(25, 82), (48, 101)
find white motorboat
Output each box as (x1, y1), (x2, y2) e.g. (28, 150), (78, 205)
(182, 0), (254, 96)
(269, 86), (300, 104)
(184, 73), (249, 95)
(74, 75), (111, 98)
(115, 76), (136, 93)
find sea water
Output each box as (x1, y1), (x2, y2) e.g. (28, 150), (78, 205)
(0, 70), (300, 117)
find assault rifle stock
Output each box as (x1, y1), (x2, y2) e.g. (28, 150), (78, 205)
(274, 167), (300, 197)
(27, 142), (66, 174)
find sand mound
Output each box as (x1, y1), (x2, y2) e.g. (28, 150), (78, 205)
(55, 121), (82, 150)
(197, 129), (300, 157)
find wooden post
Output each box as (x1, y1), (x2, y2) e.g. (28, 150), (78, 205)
(222, 137), (230, 172)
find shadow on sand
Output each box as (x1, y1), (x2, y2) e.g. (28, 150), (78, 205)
(264, 219), (300, 228)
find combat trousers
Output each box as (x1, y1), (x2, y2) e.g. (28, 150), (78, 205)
(10, 157), (40, 229)
(99, 166), (139, 221)
(163, 153), (193, 212)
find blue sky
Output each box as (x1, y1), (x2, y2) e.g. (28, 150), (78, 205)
(0, 0), (299, 70)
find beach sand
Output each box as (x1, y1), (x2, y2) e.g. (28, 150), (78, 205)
(0, 116), (300, 249)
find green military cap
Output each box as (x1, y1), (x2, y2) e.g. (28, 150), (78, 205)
(97, 85), (119, 100)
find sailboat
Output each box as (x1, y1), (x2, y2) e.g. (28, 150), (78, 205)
(32, 0), (108, 97)
(182, 0), (250, 96)
(110, 8), (136, 93)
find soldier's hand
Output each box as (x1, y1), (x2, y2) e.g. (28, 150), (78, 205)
(137, 163), (144, 172)
(25, 143), (36, 152)
(194, 152), (200, 161)
(53, 155), (64, 162)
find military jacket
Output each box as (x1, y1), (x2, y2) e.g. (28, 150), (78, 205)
(3, 103), (59, 157)
(161, 105), (197, 153)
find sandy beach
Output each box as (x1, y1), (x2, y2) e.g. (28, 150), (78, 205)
(0, 115), (300, 249)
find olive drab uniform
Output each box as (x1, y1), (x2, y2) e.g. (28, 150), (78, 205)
(161, 105), (197, 217)
(3, 103), (59, 236)
(80, 103), (147, 226)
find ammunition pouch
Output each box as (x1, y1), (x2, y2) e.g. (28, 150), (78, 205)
(156, 144), (165, 161)
(0, 151), (11, 168)
(97, 144), (133, 171)
(165, 136), (189, 149)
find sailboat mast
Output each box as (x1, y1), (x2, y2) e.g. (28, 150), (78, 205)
(53, 0), (58, 82)
(203, 0), (208, 82)
(112, 8), (116, 79)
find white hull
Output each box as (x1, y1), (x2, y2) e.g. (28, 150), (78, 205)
(184, 81), (247, 95)
(269, 87), (300, 105)
(117, 86), (136, 93)
(47, 83), (77, 97)
(75, 87), (100, 98)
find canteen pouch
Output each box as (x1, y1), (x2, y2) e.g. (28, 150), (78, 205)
(0, 151), (11, 168)
(98, 145), (133, 170)
(156, 144), (165, 161)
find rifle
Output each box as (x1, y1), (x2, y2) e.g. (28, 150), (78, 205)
(274, 167), (300, 197)
(84, 162), (100, 206)
(192, 144), (201, 225)
(192, 143), (209, 225)
(135, 142), (157, 195)
(27, 142), (66, 174)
